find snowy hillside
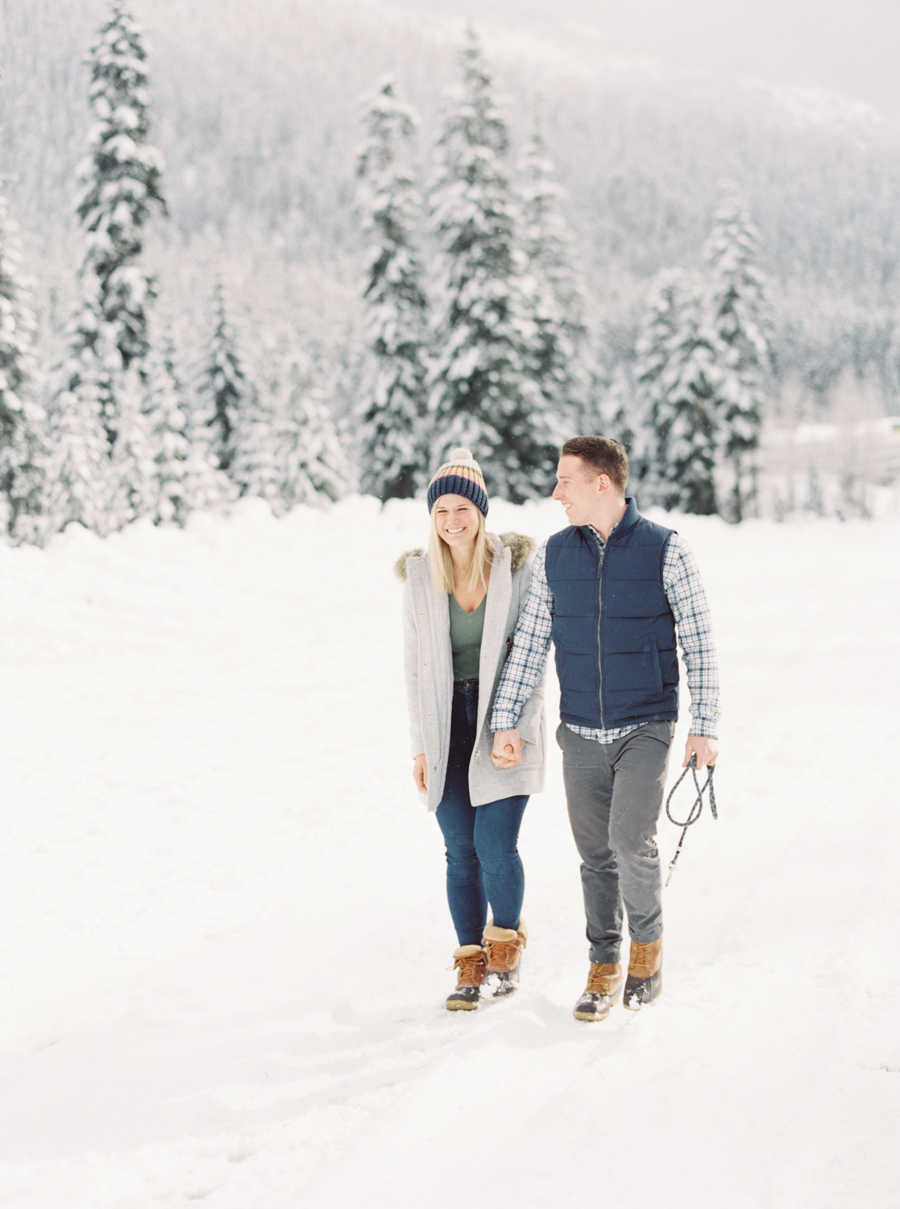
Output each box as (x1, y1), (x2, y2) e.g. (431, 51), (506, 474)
(4, 0), (900, 398)
(0, 498), (898, 1207)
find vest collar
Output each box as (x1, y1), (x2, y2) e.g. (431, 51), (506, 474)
(583, 497), (640, 547)
(608, 497), (640, 542)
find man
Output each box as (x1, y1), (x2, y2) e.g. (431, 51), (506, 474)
(490, 436), (719, 1021)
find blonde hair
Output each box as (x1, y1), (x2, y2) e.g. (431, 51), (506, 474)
(427, 498), (493, 594)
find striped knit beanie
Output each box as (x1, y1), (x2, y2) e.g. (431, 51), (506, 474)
(426, 448), (489, 517)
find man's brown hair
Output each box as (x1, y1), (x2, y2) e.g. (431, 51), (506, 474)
(560, 436), (628, 492)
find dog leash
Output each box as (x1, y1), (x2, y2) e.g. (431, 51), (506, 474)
(665, 754), (717, 886)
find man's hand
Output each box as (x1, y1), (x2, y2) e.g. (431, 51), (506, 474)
(683, 735), (718, 770)
(491, 729), (524, 768)
(413, 753), (428, 793)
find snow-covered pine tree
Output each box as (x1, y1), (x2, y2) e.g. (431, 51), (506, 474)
(636, 270), (720, 515)
(107, 364), (155, 528)
(427, 29), (552, 503)
(44, 342), (113, 536)
(74, 0), (166, 445)
(615, 385), (656, 503)
(148, 326), (232, 521)
(0, 190), (49, 544)
(181, 415), (232, 516)
(356, 76), (429, 500)
(142, 329), (193, 525)
(601, 364), (637, 455)
(199, 281), (246, 474)
(703, 190), (772, 522)
(634, 270), (682, 507)
(518, 102), (591, 443)
(275, 355), (352, 509)
(229, 383), (283, 509)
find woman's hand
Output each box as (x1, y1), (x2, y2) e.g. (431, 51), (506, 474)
(491, 729), (523, 768)
(413, 753), (428, 793)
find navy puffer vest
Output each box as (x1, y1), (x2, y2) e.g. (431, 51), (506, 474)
(545, 499), (679, 729)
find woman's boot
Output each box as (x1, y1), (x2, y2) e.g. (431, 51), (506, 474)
(482, 920), (528, 998)
(446, 944), (488, 1010)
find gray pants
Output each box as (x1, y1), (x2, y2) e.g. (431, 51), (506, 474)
(557, 720), (675, 964)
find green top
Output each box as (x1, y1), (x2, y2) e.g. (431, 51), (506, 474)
(449, 594), (486, 681)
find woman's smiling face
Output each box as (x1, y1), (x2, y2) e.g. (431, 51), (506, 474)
(433, 494), (480, 549)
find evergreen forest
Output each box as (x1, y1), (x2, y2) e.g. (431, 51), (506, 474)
(1, 0), (898, 542)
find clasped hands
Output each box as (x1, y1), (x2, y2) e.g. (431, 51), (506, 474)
(490, 729), (718, 770)
(490, 729), (524, 768)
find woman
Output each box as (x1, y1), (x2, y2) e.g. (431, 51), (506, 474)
(398, 449), (545, 1010)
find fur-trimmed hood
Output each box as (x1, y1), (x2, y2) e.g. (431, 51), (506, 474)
(395, 532), (535, 581)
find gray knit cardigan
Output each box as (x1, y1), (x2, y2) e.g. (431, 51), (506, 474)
(397, 532), (546, 812)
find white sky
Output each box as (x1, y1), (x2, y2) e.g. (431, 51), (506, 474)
(381, 0), (900, 124)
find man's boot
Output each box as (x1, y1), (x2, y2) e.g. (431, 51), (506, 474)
(482, 919), (528, 998)
(573, 962), (624, 1021)
(446, 945), (488, 1011)
(623, 938), (663, 1009)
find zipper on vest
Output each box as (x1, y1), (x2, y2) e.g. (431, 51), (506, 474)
(596, 547), (606, 728)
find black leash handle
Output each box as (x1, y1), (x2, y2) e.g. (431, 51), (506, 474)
(665, 754), (717, 886)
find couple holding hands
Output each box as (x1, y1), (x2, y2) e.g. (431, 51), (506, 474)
(398, 438), (719, 1020)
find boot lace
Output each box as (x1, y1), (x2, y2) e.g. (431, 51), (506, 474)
(484, 938), (522, 973)
(454, 949), (487, 985)
(629, 943), (656, 978)
(586, 963), (621, 995)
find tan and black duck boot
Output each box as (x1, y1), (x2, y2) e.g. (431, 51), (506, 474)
(623, 938), (663, 1010)
(573, 961), (624, 1021)
(482, 919), (528, 998)
(446, 944), (488, 1011)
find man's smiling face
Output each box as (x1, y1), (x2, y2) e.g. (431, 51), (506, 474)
(552, 455), (602, 526)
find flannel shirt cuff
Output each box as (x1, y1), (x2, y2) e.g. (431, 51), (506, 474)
(490, 709), (521, 732)
(688, 714), (719, 739)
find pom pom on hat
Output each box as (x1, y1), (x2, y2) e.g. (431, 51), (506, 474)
(426, 447), (489, 517)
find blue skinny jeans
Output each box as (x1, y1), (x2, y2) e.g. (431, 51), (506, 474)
(435, 680), (528, 947)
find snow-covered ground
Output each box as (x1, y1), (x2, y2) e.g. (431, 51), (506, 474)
(0, 496), (898, 1208)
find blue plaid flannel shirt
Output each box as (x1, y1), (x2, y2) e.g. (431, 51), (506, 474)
(490, 526), (720, 742)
